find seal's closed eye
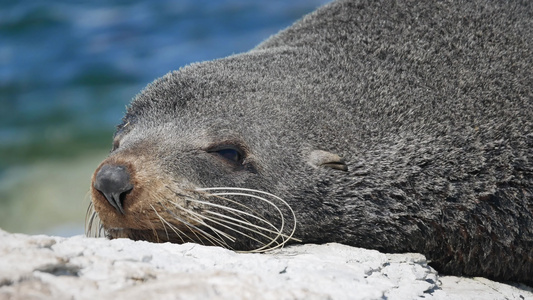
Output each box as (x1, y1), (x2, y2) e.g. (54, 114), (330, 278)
(209, 146), (244, 165)
(216, 148), (242, 163)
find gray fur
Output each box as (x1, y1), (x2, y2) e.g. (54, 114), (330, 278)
(106, 0), (532, 284)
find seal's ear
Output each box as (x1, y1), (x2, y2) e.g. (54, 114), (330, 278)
(308, 150), (348, 171)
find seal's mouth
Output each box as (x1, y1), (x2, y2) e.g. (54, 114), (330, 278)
(87, 187), (300, 252)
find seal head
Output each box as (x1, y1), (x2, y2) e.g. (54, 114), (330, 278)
(88, 0), (533, 285)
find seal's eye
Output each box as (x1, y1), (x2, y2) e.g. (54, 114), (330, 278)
(207, 143), (247, 167)
(214, 148), (243, 164)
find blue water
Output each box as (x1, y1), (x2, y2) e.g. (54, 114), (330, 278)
(0, 0), (330, 235)
(0, 0), (330, 167)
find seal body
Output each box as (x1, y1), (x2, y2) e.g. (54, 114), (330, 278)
(88, 0), (533, 285)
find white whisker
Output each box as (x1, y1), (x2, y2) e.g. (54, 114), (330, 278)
(184, 213), (237, 248)
(203, 212), (283, 248)
(159, 201), (235, 249)
(204, 210), (285, 241)
(195, 187), (299, 252)
(150, 204), (187, 244)
(179, 196), (279, 231)
(85, 202), (105, 238)
(170, 205), (237, 243)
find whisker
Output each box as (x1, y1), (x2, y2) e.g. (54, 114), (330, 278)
(85, 202), (105, 238)
(200, 193), (281, 229)
(193, 190), (268, 219)
(203, 210), (285, 241)
(195, 187), (300, 251)
(198, 189), (297, 238)
(158, 200), (234, 249)
(184, 213), (236, 248)
(203, 192), (286, 233)
(177, 196), (279, 232)
(150, 203), (202, 245)
(181, 210), (237, 243)
(170, 187), (261, 225)
(150, 204), (173, 243)
(168, 186), (284, 243)
(202, 211), (282, 248)
(167, 187), (281, 242)
(172, 193), (286, 251)
(162, 192), (286, 250)
(161, 199), (237, 247)
(175, 201), (281, 249)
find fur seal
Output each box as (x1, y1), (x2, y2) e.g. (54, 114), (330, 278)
(87, 0), (533, 285)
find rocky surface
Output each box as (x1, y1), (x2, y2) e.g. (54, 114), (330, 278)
(0, 229), (531, 300)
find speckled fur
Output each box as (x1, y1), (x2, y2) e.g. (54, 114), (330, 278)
(97, 0), (532, 285)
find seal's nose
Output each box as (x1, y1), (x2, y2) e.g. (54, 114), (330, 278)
(93, 164), (133, 215)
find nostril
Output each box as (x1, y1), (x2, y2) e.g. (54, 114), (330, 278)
(93, 164), (134, 215)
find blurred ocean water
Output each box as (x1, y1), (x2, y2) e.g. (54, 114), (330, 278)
(0, 0), (329, 236)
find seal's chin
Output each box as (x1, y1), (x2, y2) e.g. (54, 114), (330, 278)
(104, 226), (278, 251)
(105, 227), (198, 244)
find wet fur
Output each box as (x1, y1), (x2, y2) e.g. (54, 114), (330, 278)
(91, 0), (533, 285)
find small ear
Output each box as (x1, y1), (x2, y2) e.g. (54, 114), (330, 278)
(308, 150), (348, 171)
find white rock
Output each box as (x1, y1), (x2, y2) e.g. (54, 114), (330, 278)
(0, 229), (531, 300)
